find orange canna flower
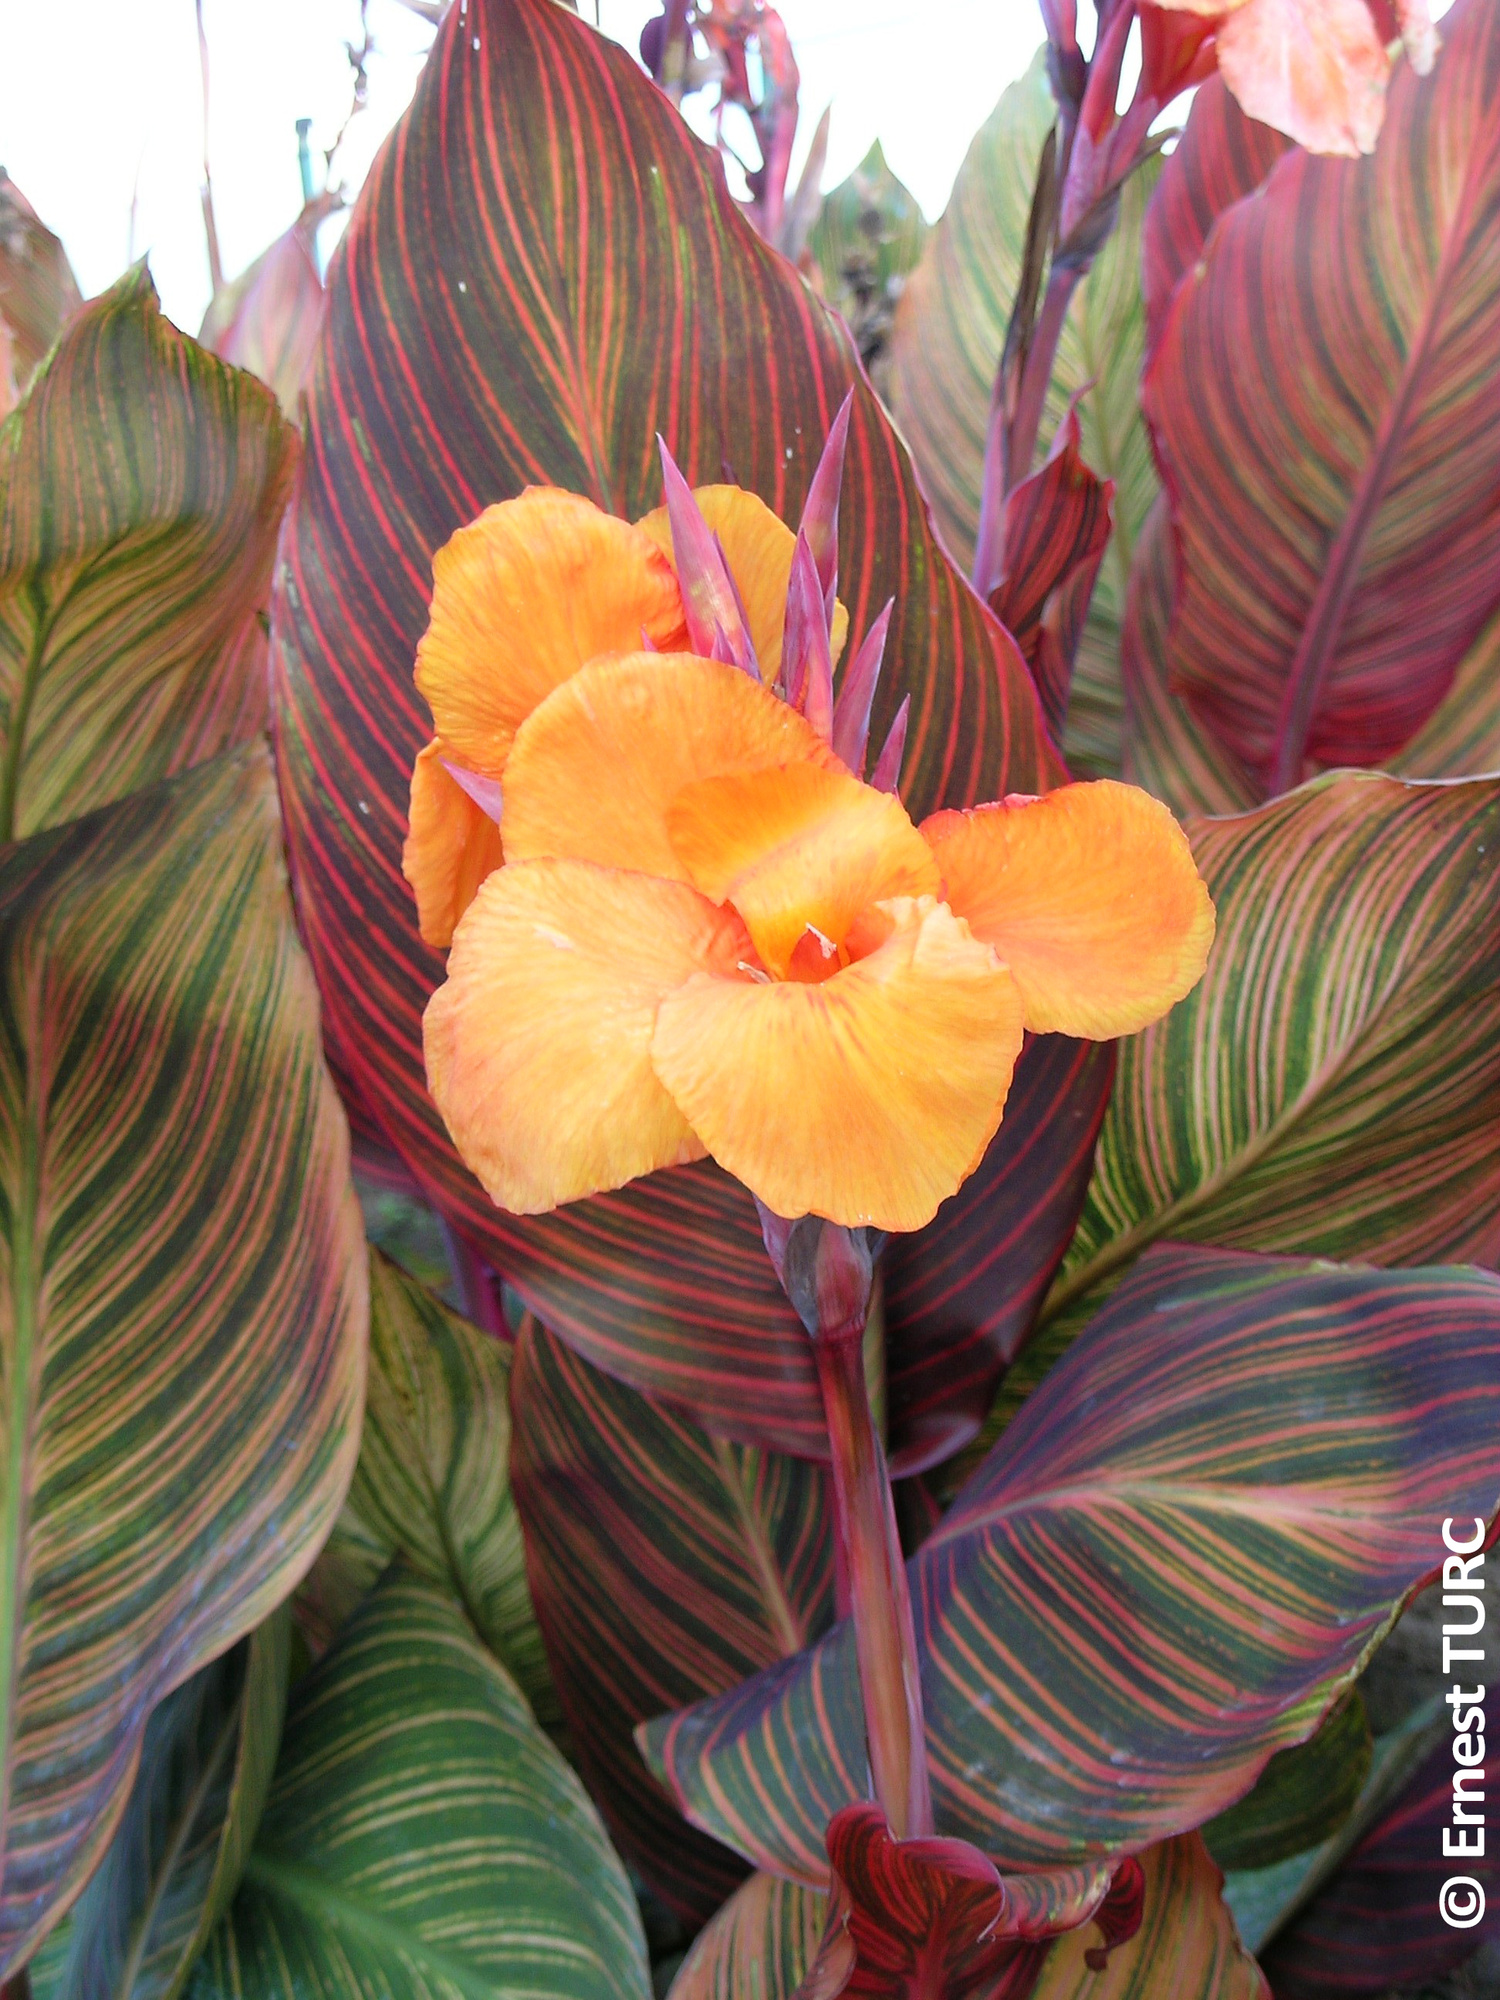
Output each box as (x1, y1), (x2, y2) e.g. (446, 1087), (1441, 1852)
(405, 427), (1214, 1234)
(1146, 0), (1438, 157)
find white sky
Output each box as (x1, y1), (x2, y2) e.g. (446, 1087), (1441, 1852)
(2, 0), (1048, 337)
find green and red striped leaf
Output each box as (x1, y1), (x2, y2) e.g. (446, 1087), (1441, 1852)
(200, 201), (331, 418)
(1203, 1691), (1371, 1874)
(296, 1250), (553, 1725)
(270, 0), (1106, 1460)
(0, 269), (295, 841)
(643, 1246), (1500, 1881)
(188, 1565), (650, 2000)
(510, 1319), (833, 1922)
(0, 177), (81, 394)
(1031, 1837), (1267, 2000)
(1051, 771), (1500, 1334)
(28, 1609), (291, 2000)
(885, 53), (1160, 776)
(1258, 1738), (1496, 1996)
(1139, 77), (1292, 363)
(1142, 0), (1500, 794)
(0, 744), (367, 1975)
(669, 1872), (827, 2000)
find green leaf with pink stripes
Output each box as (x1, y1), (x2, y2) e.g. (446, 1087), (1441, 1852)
(0, 746), (367, 1977)
(643, 1246), (1500, 1881)
(1052, 771), (1500, 1330)
(0, 268), (296, 841)
(510, 1319), (834, 1924)
(270, 0), (1108, 1462)
(1142, 0), (1500, 796)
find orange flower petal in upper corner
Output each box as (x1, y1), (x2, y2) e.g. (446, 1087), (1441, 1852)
(667, 760), (939, 979)
(651, 898), (1025, 1233)
(922, 781), (1214, 1041)
(637, 483), (849, 682)
(501, 651), (844, 883)
(403, 740), (505, 950)
(423, 857), (752, 1216)
(1215, 0), (1391, 155)
(414, 487), (688, 774)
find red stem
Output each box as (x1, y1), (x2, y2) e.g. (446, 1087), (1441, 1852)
(814, 1325), (934, 1840)
(972, 262), (1081, 596)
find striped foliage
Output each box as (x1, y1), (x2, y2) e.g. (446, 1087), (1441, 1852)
(886, 53), (1160, 777)
(668, 1872), (827, 2000)
(0, 176), (81, 391)
(189, 1565), (650, 2000)
(1030, 1837), (1267, 1999)
(199, 203), (328, 419)
(1203, 1690), (1371, 1873)
(882, 1036), (1113, 1476)
(0, 745), (367, 1975)
(29, 1610), (290, 2000)
(1122, 501), (1500, 818)
(1052, 772), (1500, 1332)
(510, 1320), (834, 1922)
(0, 269), (295, 840)
(1142, 0), (1500, 794)
(1139, 77), (1291, 363)
(805, 142), (927, 381)
(642, 1246), (1500, 1881)
(297, 1250), (553, 1726)
(270, 0), (1105, 1462)
(1258, 1738), (1496, 1996)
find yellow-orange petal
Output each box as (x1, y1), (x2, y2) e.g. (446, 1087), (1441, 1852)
(502, 652), (844, 882)
(651, 898), (1025, 1233)
(423, 858), (752, 1215)
(921, 780), (1215, 1039)
(667, 760), (939, 978)
(402, 740), (506, 950)
(636, 484), (848, 682)
(414, 488), (688, 773)
(1216, 0), (1390, 156)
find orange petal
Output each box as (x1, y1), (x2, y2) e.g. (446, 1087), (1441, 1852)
(922, 781), (1215, 1039)
(637, 484), (848, 682)
(667, 760), (939, 978)
(403, 739), (506, 949)
(414, 488), (688, 773)
(651, 898), (1024, 1232)
(423, 858), (751, 1215)
(502, 651), (843, 882)
(1216, 0), (1390, 156)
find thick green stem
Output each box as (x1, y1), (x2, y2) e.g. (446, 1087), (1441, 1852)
(813, 1324), (933, 1840)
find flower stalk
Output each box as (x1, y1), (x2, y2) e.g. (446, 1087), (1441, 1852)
(759, 1209), (935, 1842)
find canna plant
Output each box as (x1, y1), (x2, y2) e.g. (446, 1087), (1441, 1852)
(0, 1), (1497, 1998)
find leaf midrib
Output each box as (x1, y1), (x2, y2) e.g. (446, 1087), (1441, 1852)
(241, 1851), (526, 2000)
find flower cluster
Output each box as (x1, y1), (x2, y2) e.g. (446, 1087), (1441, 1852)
(405, 433), (1213, 1233)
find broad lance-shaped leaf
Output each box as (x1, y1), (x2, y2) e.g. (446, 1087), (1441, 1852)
(669, 1837), (1264, 2000)
(510, 1320), (834, 1923)
(1139, 76), (1292, 365)
(0, 744), (367, 1974)
(1202, 1690), (1371, 1874)
(1143, 0), (1500, 794)
(28, 1609), (291, 2000)
(297, 1249), (554, 1726)
(1030, 1837), (1267, 2000)
(0, 176), (82, 391)
(1050, 771), (1500, 1333)
(189, 1565), (650, 2000)
(886, 51), (1160, 778)
(272, 0), (1095, 1461)
(1258, 1736), (1497, 1996)
(1122, 498), (1500, 815)
(0, 269), (295, 841)
(642, 1246), (1500, 1881)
